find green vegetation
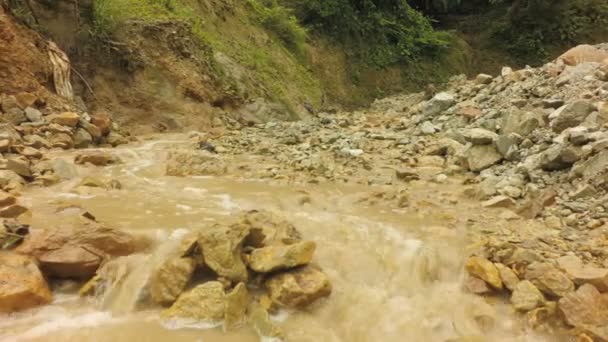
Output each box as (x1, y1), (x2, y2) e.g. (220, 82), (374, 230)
(246, 0), (308, 55)
(287, 0), (451, 67)
(491, 0), (608, 63)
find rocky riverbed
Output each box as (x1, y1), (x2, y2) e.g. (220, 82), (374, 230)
(2, 44), (608, 341)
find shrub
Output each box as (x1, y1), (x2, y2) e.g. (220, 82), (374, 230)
(247, 0), (307, 54)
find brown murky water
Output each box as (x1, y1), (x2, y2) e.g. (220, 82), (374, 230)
(0, 136), (549, 341)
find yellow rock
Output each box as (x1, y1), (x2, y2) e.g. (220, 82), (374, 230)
(465, 256), (503, 290)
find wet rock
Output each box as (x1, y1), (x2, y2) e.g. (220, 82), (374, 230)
(0, 204), (28, 218)
(73, 128), (93, 148)
(105, 132), (128, 147)
(559, 284), (608, 327)
(423, 92), (455, 116)
(75, 151), (116, 166)
(51, 158), (78, 180)
(550, 100), (596, 133)
(525, 262), (574, 297)
(150, 257), (196, 305)
(265, 265), (332, 308)
(224, 282), (249, 330)
(247, 241), (316, 273)
(50, 132), (74, 149)
(91, 113), (112, 136)
(511, 280), (545, 312)
(162, 281), (226, 322)
(465, 256), (503, 290)
(80, 120), (102, 140)
(17, 218), (135, 278)
(0, 170), (25, 191)
(24, 107), (42, 122)
(250, 302), (283, 339)
(465, 275), (492, 294)
(198, 224), (249, 282)
(462, 145), (503, 172)
(495, 263), (519, 291)
(463, 128), (498, 145)
(166, 149), (228, 177)
(49, 112), (80, 127)
(241, 210), (302, 247)
(0, 252), (52, 313)
(6, 157), (31, 177)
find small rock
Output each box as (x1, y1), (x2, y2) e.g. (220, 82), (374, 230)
(166, 150), (227, 177)
(6, 157), (31, 177)
(73, 128), (93, 148)
(423, 92), (455, 116)
(465, 275), (492, 294)
(525, 262), (574, 297)
(420, 121), (436, 135)
(462, 145), (503, 172)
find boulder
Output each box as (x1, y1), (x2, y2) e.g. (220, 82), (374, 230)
(0, 252), (52, 313)
(495, 263), (519, 291)
(224, 282), (249, 330)
(240, 210), (302, 247)
(265, 265), (332, 308)
(550, 101), (595, 133)
(423, 92), (455, 116)
(51, 158), (78, 180)
(540, 144), (582, 171)
(475, 74), (493, 85)
(50, 132), (74, 149)
(4, 108), (27, 125)
(571, 150), (608, 180)
(511, 280), (545, 312)
(91, 113), (112, 135)
(465, 256), (503, 289)
(75, 151), (116, 166)
(247, 241), (316, 273)
(166, 150), (228, 177)
(6, 157), (31, 177)
(198, 224), (249, 282)
(17, 217), (135, 278)
(462, 128), (498, 145)
(558, 256), (608, 292)
(494, 134), (520, 160)
(462, 145), (503, 172)
(49, 112), (80, 127)
(150, 257), (196, 305)
(464, 275), (492, 294)
(0, 170), (25, 191)
(73, 128), (93, 148)
(525, 262), (574, 297)
(162, 281), (226, 322)
(80, 120), (102, 140)
(558, 45), (608, 66)
(24, 107), (42, 122)
(558, 284), (608, 327)
(105, 132), (128, 147)
(501, 110), (542, 137)
(0, 204), (28, 218)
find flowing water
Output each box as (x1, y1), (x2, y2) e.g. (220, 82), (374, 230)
(0, 136), (549, 342)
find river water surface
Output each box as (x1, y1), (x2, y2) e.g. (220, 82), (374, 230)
(0, 136), (549, 342)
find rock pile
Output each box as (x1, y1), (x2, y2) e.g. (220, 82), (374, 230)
(0, 92), (128, 194)
(84, 210), (331, 339)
